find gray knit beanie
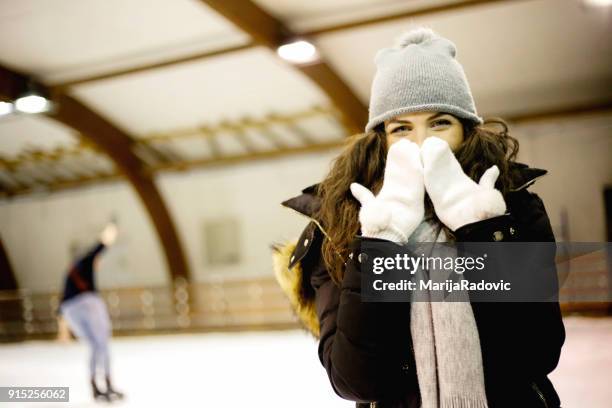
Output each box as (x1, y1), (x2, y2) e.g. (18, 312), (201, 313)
(366, 27), (483, 133)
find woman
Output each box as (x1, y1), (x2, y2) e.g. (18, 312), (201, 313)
(59, 222), (124, 402)
(273, 28), (564, 407)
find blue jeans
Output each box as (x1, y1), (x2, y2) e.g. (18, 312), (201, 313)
(60, 292), (112, 378)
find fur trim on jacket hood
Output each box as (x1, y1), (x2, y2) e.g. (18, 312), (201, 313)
(271, 238), (320, 337)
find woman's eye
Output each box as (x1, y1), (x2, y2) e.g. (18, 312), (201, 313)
(431, 119), (451, 128)
(390, 125), (411, 133)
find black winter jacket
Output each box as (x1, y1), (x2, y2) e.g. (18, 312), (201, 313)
(275, 162), (565, 408)
(61, 241), (106, 304)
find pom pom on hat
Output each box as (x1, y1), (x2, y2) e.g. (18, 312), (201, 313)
(392, 27), (456, 58)
(394, 27), (437, 48)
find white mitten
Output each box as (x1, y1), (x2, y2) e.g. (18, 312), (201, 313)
(350, 139), (424, 243)
(421, 136), (506, 231)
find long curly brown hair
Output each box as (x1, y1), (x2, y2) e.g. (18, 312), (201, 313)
(313, 117), (520, 285)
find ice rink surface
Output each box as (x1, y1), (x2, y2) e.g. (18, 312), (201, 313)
(0, 316), (610, 407)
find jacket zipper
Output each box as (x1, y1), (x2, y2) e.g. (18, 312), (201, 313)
(531, 382), (549, 408)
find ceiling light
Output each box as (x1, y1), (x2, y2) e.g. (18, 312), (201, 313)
(583, 0), (612, 6)
(14, 93), (52, 114)
(0, 101), (13, 117)
(277, 40), (319, 64)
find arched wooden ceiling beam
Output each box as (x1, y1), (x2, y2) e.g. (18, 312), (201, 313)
(201, 0), (368, 134)
(0, 66), (190, 282)
(49, 94), (191, 282)
(0, 66), (28, 102)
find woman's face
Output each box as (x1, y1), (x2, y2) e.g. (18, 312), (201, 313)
(384, 111), (464, 151)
